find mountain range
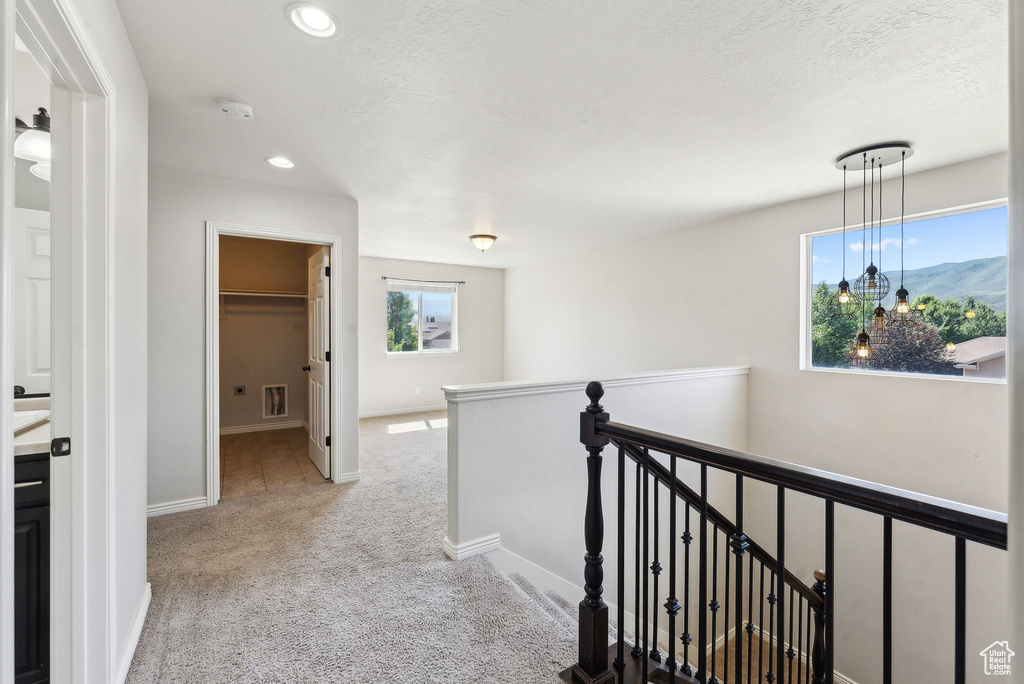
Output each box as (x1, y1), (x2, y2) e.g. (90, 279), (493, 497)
(828, 255), (1007, 313)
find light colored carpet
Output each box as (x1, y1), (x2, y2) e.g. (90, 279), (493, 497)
(127, 412), (577, 683)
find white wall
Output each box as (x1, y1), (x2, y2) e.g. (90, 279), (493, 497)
(358, 256), (504, 416)
(148, 167), (358, 508)
(503, 153), (1009, 684)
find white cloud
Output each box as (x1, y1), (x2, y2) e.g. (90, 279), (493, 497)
(850, 237), (917, 253)
(812, 255), (829, 264)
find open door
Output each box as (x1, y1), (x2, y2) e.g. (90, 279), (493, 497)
(306, 247), (331, 478)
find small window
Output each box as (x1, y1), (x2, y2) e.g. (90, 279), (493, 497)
(807, 204), (1007, 379)
(386, 280), (459, 354)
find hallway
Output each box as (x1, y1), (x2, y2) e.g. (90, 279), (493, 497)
(128, 412), (576, 683)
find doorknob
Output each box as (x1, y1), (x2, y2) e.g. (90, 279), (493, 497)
(302, 365), (311, 372)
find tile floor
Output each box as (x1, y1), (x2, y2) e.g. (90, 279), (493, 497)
(220, 427), (328, 499)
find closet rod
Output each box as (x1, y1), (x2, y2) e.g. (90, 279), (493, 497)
(381, 276), (465, 284)
(219, 290), (306, 298)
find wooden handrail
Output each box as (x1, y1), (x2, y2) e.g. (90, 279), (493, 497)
(613, 440), (824, 610)
(598, 420), (1007, 549)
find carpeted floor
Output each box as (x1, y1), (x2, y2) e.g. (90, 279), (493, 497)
(127, 412), (577, 683)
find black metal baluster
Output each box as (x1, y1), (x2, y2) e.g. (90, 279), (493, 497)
(759, 563), (766, 683)
(711, 525), (720, 683)
(883, 516), (892, 684)
(767, 571), (776, 684)
(633, 461), (643, 659)
(651, 478), (662, 663)
(797, 595), (804, 684)
(698, 464), (709, 683)
(682, 504), (693, 676)
(747, 553), (755, 684)
(824, 501), (835, 684)
(666, 457), (680, 680)
(642, 449), (650, 684)
(955, 537), (966, 684)
(787, 586), (795, 684)
(733, 476), (747, 684)
(777, 488), (786, 684)
(725, 532), (731, 684)
(615, 444), (625, 669)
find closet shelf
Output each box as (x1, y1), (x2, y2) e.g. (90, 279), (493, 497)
(219, 290), (306, 299)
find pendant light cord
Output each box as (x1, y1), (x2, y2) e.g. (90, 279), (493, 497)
(900, 151), (906, 288)
(877, 160), (882, 302)
(842, 165), (847, 279)
(861, 154), (867, 327)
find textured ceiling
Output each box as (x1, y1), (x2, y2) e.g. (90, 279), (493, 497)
(116, 0), (1007, 268)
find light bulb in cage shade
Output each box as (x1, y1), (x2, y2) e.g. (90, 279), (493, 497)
(855, 331), (871, 359)
(837, 280), (851, 304)
(873, 306), (886, 331)
(894, 288), (911, 315)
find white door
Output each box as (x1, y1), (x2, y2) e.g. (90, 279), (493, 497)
(12, 207), (51, 395)
(306, 247), (331, 478)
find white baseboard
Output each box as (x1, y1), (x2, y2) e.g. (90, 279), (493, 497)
(335, 470), (361, 484)
(116, 582), (151, 684)
(442, 533), (501, 560)
(147, 496), (208, 517)
(359, 404), (446, 419)
(219, 420), (304, 435)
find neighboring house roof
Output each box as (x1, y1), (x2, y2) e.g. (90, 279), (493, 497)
(423, 323), (451, 341)
(950, 336), (1007, 367)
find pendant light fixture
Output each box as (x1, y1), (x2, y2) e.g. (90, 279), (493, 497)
(827, 164), (858, 319)
(888, 150), (917, 326)
(834, 142), (914, 366)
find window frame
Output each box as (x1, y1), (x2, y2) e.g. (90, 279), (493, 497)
(799, 198), (1008, 384)
(384, 282), (461, 358)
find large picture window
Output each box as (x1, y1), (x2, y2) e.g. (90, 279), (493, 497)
(807, 204), (1007, 379)
(385, 280), (459, 354)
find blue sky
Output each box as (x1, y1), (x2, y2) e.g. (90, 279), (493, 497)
(811, 206), (1007, 285)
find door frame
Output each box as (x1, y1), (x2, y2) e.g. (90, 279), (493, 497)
(2, 0), (118, 682)
(205, 221), (345, 506)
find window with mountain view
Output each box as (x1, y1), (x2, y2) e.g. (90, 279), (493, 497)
(386, 281), (459, 354)
(809, 204), (1007, 379)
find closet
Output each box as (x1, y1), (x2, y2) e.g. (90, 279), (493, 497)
(218, 236), (331, 499)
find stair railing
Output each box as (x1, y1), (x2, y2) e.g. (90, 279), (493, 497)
(562, 382), (1007, 684)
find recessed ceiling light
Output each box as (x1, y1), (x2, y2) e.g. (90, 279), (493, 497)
(266, 156), (295, 169)
(287, 3), (338, 38)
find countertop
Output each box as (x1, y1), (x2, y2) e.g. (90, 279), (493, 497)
(14, 396), (51, 457)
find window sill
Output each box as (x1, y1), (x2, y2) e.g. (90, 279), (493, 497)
(386, 350), (462, 359)
(801, 365), (1006, 385)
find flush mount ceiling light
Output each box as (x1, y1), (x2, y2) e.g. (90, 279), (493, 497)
(30, 163), (51, 182)
(266, 156), (295, 169)
(469, 234), (497, 252)
(14, 107), (50, 164)
(287, 3), (338, 37)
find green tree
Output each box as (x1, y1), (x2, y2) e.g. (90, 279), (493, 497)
(864, 319), (954, 374)
(913, 294), (1006, 344)
(387, 291), (418, 352)
(810, 282), (861, 368)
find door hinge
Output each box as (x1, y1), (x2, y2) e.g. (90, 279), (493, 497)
(325, 351), (331, 362)
(51, 437), (71, 458)
(325, 266), (330, 277)
(325, 436), (331, 447)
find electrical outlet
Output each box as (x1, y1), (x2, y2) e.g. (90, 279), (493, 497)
(415, 386), (421, 395)
(234, 386), (246, 396)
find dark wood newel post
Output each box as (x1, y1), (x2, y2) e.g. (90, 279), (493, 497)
(571, 381), (616, 684)
(811, 569), (827, 684)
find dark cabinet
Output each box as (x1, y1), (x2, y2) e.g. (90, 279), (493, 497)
(14, 453), (49, 684)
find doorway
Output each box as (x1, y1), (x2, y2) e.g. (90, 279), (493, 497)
(217, 235), (330, 498)
(205, 222), (344, 506)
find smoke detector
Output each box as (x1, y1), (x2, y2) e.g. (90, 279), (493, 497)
(218, 98), (254, 119)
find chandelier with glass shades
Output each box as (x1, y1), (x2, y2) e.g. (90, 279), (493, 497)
(828, 143), (917, 366)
